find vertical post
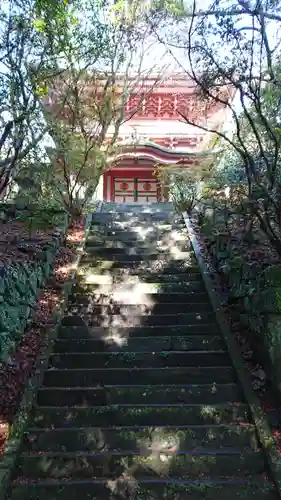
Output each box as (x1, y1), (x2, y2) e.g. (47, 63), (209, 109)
(102, 172), (107, 201)
(134, 178), (138, 202)
(168, 173), (174, 202)
(156, 179), (162, 202)
(111, 176), (115, 202)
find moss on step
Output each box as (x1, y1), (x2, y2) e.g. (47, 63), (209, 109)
(43, 365), (236, 387)
(32, 403), (249, 428)
(23, 423), (258, 453)
(10, 480), (276, 500)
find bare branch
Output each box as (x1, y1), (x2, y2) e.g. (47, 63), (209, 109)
(168, 6), (281, 23)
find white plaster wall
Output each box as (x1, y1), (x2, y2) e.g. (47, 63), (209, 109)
(106, 120), (205, 143)
(91, 175), (104, 201)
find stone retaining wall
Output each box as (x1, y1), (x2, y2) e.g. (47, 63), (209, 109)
(0, 215), (68, 361)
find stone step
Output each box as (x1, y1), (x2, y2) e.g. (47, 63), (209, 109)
(48, 351), (230, 370)
(90, 222), (184, 230)
(88, 219), (184, 228)
(94, 211), (182, 219)
(62, 311), (216, 328)
(91, 210), (178, 218)
(68, 291), (210, 307)
(74, 282), (206, 294)
(86, 237), (191, 251)
(42, 366), (236, 388)
(32, 404), (248, 428)
(84, 240), (191, 252)
(77, 269), (201, 279)
(66, 302), (213, 317)
(88, 220), (184, 229)
(53, 334), (225, 353)
(91, 215), (183, 224)
(74, 272), (203, 285)
(82, 249), (193, 261)
(89, 216), (183, 224)
(37, 383), (243, 407)
(57, 324), (221, 339)
(10, 479), (277, 500)
(87, 227), (189, 243)
(23, 423), (258, 453)
(92, 214), (179, 221)
(69, 290), (208, 304)
(90, 215), (184, 223)
(15, 449), (265, 481)
(77, 260), (200, 274)
(84, 248), (193, 260)
(84, 241), (191, 252)
(85, 237), (189, 249)
(88, 228), (188, 239)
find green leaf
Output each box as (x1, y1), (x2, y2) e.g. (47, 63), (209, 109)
(33, 18), (46, 32)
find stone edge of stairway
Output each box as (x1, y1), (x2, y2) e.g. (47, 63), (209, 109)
(0, 205), (101, 499)
(182, 211), (281, 499)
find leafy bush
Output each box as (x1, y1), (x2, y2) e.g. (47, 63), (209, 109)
(170, 175), (198, 213)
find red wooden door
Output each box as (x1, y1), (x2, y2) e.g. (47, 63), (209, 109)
(113, 177), (158, 203)
(104, 170), (161, 202)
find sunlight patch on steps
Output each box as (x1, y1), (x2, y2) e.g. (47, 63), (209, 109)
(102, 331), (130, 347)
(76, 272), (114, 285)
(75, 281), (195, 303)
(137, 427), (180, 457)
(87, 286), (155, 312)
(72, 277), (157, 329)
(91, 325), (134, 345)
(78, 279), (189, 296)
(130, 225), (156, 241)
(106, 427), (181, 496)
(87, 227), (191, 254)
(168, 248), (193, 260)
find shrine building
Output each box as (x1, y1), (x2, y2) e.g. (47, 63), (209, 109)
(100, 75), (232, 203)
(45, 73), (232, 204)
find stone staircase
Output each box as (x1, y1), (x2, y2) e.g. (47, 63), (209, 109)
(9, 204), (277, 499)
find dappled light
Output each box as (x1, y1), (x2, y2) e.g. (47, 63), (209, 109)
(68, 211), (198, 333)
(55, 263), (74, 280)
(102, 332), (130, 348)
(19, 416), (262, 495)
(3, 0), (281, 489)
(9, 203), (275, 499)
